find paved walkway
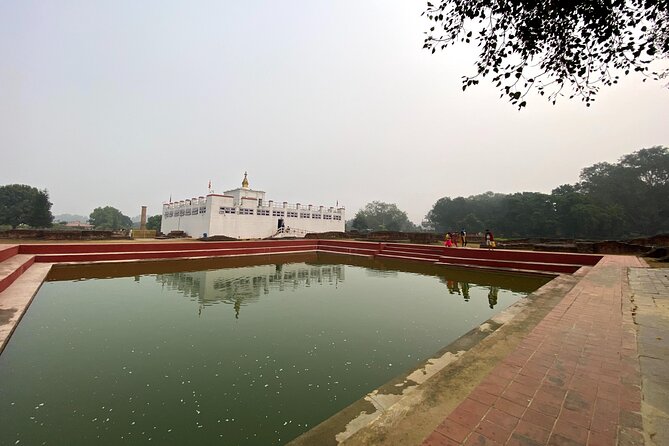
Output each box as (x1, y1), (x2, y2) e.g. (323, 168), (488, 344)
(629, 268), (669, 446)
(423, 255), (647, 446)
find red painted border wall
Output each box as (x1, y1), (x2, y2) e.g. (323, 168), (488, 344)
(14, 240), (602, 272)
(0, 255), (34, 293)
(34, 245), (319, 263)
(0, 245), (19, 263)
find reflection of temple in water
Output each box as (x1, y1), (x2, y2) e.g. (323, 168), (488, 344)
(155, 263), (345, 318)
(364, 269), (398, 278)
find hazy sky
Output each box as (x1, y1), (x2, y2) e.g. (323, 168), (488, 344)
(1, 0), (668, 223)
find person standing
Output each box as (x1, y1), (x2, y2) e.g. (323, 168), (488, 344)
(485, 229), (495, 249)
(460, 228), (467, 247)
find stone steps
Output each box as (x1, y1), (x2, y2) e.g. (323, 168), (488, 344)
(376, 253), (441, 263)
(379, 249), (442, 261)
(0, 253), (36, 294)
(32, 244), (320, 263)
(436, 255), (581, 274)
(317, 246), (377, 257)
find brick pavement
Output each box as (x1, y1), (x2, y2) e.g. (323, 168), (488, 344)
(422, 256), (646, 446)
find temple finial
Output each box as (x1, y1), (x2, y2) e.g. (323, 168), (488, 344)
(242, 172), (249, 188)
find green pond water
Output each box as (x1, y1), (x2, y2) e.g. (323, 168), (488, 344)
(0, 256), (549, 445)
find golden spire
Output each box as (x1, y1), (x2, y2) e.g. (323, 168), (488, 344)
(242, 171), (249, 188)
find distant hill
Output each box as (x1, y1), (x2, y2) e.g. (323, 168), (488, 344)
(54, 214), (88, 223)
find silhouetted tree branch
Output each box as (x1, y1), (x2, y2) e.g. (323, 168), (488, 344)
(423, 0), (669, 108)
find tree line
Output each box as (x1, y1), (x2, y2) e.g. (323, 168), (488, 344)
(424, 146), (669, 239)
(0, 185), (161, 231)
(350, 146), (668, 239)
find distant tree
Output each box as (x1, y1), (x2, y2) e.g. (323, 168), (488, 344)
(550, 184), (624, 239)
(619, 146), (669, 187)
(500, 192), (558, 237)
(425, 146), (669, 239)
(552, 184), (590, 237)
(146, 215), (162, 231)
(351, 201), (417, 232)
(423, 0), (669, 107)
(426, 192), (505, 233)
(89, 206), (133, 230)
(456, 213), (485, 234)
(0, 184), (53, 229)
(578, 146), (669, 236)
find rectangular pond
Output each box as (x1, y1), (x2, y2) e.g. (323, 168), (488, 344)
(0, 253), (550, 445)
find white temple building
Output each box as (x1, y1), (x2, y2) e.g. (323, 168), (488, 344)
(161, 173), (345, 239)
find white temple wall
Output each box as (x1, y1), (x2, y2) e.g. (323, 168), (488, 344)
(161, 190), (345, 239)
(282, 215), (343, 234)
(209, 195), (235, 208)
(208, 214), (277, 239)
(160, 210), (209, 237)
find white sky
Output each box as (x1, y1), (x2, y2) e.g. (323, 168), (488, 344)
(1, 0), (668, 223)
